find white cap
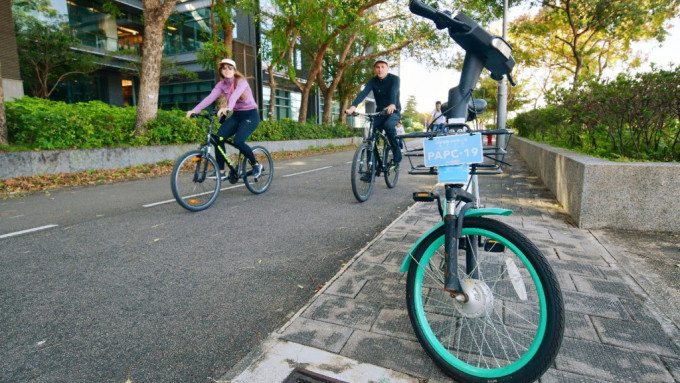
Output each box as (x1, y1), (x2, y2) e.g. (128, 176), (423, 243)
(373, 57), (389, 66)
(219, 58), (236, 68)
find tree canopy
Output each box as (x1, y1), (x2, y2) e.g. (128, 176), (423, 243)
(511, 0), (679, 91)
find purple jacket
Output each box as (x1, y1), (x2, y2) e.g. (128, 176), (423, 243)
(192, 77), (258, 113)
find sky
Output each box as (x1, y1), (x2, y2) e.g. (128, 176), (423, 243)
(399, 17), (680, 113)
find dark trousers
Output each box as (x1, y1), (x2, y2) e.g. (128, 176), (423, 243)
(374, 112), (402, 164)
(215, 109), (259, 170)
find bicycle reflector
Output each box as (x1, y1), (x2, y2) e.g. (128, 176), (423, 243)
(191, 157), (201, 162)
(413, 192), (436, 202)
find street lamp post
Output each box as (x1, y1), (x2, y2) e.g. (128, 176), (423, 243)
(496, 0), (509, 152)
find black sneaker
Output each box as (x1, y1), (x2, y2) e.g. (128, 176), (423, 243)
(251, 163), (263, 178)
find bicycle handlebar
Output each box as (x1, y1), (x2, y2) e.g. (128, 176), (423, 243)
(348, 110), (389, 118)
(409, 0), (516, 84)
(408, 0), (470, 33)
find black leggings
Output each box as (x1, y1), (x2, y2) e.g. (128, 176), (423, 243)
(215, 109), (260, 170)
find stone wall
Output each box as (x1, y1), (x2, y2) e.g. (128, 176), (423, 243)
(510, 136), (680, 233)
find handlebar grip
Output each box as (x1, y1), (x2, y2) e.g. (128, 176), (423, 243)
(409, 0), (470, 32)
(408, 0), (438, 21)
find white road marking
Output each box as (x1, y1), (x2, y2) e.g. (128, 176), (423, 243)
(143, 184), (245, 208)
(1, 224), (59, 239)
(282, 166), (332, 177)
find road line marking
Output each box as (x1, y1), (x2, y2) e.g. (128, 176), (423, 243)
(282, 166), (332, 177)
(1, 224), (59, 239)
(143, 184), (245, 208)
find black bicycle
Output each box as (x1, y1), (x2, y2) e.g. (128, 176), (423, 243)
(170, 111), (273, 212)
(349, 111), (399, 202)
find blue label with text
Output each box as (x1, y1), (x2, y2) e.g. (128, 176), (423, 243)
(423, 133), (483, 167)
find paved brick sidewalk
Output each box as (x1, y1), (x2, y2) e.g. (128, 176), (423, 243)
(222, 148), (680, 383)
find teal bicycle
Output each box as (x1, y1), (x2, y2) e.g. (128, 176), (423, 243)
(400, 2), (564, 382)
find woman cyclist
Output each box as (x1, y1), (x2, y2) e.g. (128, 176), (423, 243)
(185, 58), (262, 179)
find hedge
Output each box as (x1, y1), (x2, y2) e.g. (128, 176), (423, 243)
(3, 97), (358, 151)
(511, 67), (680, 162)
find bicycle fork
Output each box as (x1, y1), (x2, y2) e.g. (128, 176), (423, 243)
(442, 186), (477, 302)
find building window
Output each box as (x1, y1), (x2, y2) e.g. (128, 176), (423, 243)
(66, 0), (144, 53)
(164, 8), (212, 55)
(262, 86), (301, 121)
(159, 77), (215, 110)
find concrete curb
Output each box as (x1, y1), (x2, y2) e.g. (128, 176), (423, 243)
(0, 137), (363, 180)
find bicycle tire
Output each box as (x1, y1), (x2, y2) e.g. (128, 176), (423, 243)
(351, 143), (376, 202)
(243, 146), (274, 194)
(406, 217), (564, 383)
(171, 149), (221, 212)
(383, 141), (399, 188)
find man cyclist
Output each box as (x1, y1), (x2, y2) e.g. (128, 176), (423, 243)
(345, 57), (402, 171)
(428, 101), (447, 133)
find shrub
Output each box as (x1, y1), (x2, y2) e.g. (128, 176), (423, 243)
(511, 66), (680, 162)
(4, 97), (359, 151)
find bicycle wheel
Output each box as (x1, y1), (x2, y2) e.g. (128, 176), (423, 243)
(243, 145), (274, 194)
(406, 217), (564, 383)
(171, 149), (221, 212)
(351, 143), (376, 202)
(383, 142), (399, 188)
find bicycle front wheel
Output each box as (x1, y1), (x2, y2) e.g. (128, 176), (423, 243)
(243, 145), (274, 194)
(351, 143), (376, 202)
(171, 149), (221, 212)
(383, 142), (399, 188)
(406, 217), (564, 383)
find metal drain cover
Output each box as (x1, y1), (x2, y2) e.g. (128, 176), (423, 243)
(282, 367), (348, 383)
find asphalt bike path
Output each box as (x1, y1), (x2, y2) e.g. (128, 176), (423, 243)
(0, 146), (436, 382)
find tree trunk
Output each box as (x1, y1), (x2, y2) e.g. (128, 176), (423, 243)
(294, 45), (328, 124)
(134, 0), (177, 136)
(267, 67), (277, 120)
(0, 63), (7, 145)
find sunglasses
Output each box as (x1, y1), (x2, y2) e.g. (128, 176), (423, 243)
(220, 65), (235, 70)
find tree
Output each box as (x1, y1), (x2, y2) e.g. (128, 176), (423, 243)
(474, 75), (528, 124)
(401, 95), (419, 127)
(315, 3), (439, 125)
(511, 0), (679, 91)
(272, 0), (385, 124)
(14, 15), (100, 99)
(256, 1), (299, 120)
(0, 64), (7, 146)
(133, 0), (178, 136)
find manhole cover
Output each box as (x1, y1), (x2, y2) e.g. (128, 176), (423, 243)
(282, 367), (348, 383)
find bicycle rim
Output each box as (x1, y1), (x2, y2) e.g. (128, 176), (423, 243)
(243, 146), (273, 194)
(383, 143), (399, 188)
(171, 150), (221, 212)
(406, 217), (564, 382)
(351, 144), (375, 202)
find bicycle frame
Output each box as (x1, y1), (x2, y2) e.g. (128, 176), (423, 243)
(357, 111), (392, 173)
(402, 0), (516, 301)
(195, 111), (249, 180)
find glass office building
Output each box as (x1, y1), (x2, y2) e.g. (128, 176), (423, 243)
(27, 0), (322, 121)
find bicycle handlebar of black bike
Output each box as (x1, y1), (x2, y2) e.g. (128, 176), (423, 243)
(347, 110), (389, 118)
(408, 0), (470, 33)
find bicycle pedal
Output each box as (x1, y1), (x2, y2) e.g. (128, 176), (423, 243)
(413, 192), (436, 202)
